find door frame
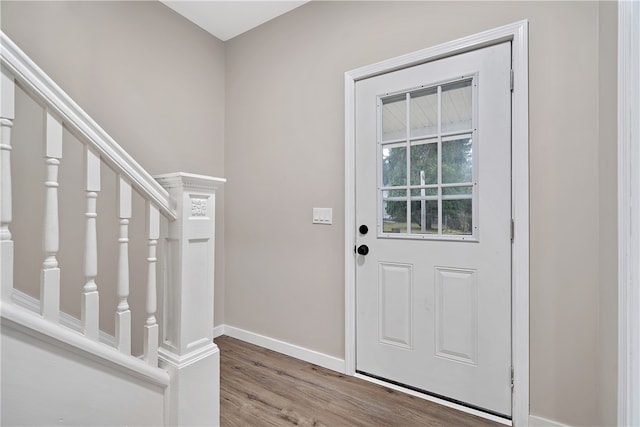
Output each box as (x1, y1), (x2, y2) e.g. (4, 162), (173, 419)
(344, 21), (529, 426)
(618, 1), (640, 425)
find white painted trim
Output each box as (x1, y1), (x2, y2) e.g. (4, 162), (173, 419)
(213, 324), (226, 338)
(222, 325), (346, 373)
(344, 70), (357, 377)
(12, 288), (116, 347)
(344, 21), (529, 426)
(509, 21), (530, 427)
(0, 32), (176, 220)
(1, 301), (169, 387)
(158, 342), (219, 369)
(618, 1), (640, 426)
(528, 415), (569, 427)
(355, 373), (511, 426)
(154, 172), (226, 191)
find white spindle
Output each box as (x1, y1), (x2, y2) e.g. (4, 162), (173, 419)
(40, 111), (62, 322)
(81, 147), (100, 340)
(1, 69), (15, 302)
(144, 203), (160, 366)
(116, 176), (131, 355)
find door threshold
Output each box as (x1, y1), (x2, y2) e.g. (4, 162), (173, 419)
(355, 371), (512, 426)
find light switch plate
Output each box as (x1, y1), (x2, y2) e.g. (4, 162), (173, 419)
(312, 208), (332, 225)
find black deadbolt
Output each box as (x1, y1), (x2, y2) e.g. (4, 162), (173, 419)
(357, 245), (369, 256)
(359, 225), (369, 235)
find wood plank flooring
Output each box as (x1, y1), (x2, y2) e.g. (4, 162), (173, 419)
(216, 336), (502, 427)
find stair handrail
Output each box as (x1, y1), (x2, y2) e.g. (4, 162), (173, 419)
(0, 31), (176, 221)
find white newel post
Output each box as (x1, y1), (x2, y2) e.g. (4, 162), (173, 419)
(155, 172), (225, 427)
(1, 68), (15, 302)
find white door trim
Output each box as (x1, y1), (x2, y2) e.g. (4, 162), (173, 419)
(344, 21), (529, 426)
(618, 1), (640, 425)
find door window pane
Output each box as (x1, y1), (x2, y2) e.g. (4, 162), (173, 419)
(441, 80), (472, 133)
(382, 95), (406, 141)
(442, 199), (472, 235)
(442, 186), (472, 197)
(410, 88), (437, 137)
(383, 189), (407, 199)
(410, 200), (438, 234)
(383, 200), (407, 233)
(410, 141), (437, 186)
(382, 145), (406, 187)
(442, 137), (472, 184)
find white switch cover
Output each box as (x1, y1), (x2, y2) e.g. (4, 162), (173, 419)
(312, 208), (332, 225)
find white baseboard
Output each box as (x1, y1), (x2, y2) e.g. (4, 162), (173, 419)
(529, 415), (569, 427)
(213, 324), (225, 338)
(214, 324), (346, 373)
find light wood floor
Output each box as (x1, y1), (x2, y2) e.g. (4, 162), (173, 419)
(216, 336), (502, 427)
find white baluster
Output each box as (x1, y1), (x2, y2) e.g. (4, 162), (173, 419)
(1, 69), (15, 302)
(40, 111), (62, 322)
(144, 203), (159, 365)
(81, 147), (100, 340)
(116, 176), (131, 355)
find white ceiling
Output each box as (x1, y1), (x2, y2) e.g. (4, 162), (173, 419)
(160, 0), (309, 41)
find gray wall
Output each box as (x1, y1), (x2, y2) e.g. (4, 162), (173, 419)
(1, 0), (227, 354)
(597, 2), (618, 423)
(224, 2), (617, 426)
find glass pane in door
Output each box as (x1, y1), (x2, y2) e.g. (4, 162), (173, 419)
(441, 80), (472, 133)
(410, 141), (437, 186)
(382, 95), (406, 141)
(383, 200), (407, 233)
(442, 137), (472, 184)
(442, 199), (472, 235)
(410, 88), (437, 137)
(410, 200), (438, 234)
(382, 145), (407, 187)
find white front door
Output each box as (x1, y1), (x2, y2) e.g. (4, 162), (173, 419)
(355, 42), (512, 417)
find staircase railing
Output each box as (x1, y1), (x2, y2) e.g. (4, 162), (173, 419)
(0, 31), (223, 426)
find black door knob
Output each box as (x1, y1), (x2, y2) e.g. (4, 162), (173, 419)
(359, 225), (369, 235)
(357, 245), (369, 256)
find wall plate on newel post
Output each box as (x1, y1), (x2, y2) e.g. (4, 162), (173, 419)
(154, 172), (226, 427)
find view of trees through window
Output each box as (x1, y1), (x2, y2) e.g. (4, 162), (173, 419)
(380, 79), (475, 237)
